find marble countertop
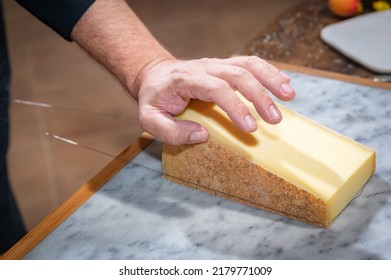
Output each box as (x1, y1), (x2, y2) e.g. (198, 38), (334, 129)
(24, 72), (391, 259)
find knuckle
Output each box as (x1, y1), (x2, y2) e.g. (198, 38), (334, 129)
(138, 108), (155, 131)
(245, 56), (268, 73)
(212, 79), (231, 91)
(161, 128), (181, 145)
(233, 100), (249, 115)
(245, 55), (261, 66)
(199, 57), (210, 64)
(258, 88), (271, 101)
(230, 67), (249, 80)
(160, 129), (171, 143)
(195, 57), (210, 69)
(170, 72), (185, 84)
(139, 117), (179, 145)
(138, 115), (150, 132)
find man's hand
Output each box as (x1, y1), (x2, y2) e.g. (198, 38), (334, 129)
(72, 0), (295, 145)
(137, 56), (295, 145)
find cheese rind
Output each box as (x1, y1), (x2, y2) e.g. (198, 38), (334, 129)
(163, 138), (329, 227)
(162, 99), (376, 227)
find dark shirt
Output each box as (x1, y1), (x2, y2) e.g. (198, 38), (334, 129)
(16, 0), (96, 41)
(1, 0), (96, 254)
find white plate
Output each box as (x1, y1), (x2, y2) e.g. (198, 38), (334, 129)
(321, 10), (391, 73)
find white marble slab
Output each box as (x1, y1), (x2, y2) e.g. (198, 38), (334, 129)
(24, 72), (391, 259)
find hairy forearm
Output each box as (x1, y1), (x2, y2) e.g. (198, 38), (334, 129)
(71, 0), (174, 99)
(69, 0), (295, 145)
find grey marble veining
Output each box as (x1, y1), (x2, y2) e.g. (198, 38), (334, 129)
(24, 72), (391, 259)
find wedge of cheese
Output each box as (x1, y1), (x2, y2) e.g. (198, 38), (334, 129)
(162, 99), (376, 227)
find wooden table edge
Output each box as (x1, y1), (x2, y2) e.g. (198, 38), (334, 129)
(0, 132), (155, 260)
(1, 63), (389, 260)
(269, 60), (391, 91)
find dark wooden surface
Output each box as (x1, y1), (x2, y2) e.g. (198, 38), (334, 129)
(238, 0), (376, 78)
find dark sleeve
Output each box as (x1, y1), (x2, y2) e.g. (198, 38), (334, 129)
(16, 0), (96, 41)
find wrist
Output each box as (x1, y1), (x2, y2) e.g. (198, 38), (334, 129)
(128, 55), (176, 100)
(70, 0), (176, 101)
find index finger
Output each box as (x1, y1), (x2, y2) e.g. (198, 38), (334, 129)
(217, 56), (296, 101)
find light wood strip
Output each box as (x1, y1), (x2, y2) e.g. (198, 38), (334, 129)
(0, 132), (155, 260)
(270, 60), (391, 91)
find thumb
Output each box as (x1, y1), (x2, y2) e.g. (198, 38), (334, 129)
(142, 112), (209, 145)
(174, 119), (209, 145)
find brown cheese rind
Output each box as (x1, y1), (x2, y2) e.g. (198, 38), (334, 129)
(162, 137), (329, 228)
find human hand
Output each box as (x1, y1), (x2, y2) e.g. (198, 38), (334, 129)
(70, 2), (294, 145)
(136, 56), (295, 145)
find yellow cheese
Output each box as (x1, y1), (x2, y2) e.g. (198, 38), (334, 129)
(176, 99), (376, 221)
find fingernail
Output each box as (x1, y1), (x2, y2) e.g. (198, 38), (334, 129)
(244, 114), (258, 131)
(280, 71), (291, 81)
(281, 83), (294, 96)
(189, 130), (208, 143)
(269, 104), (281, 120)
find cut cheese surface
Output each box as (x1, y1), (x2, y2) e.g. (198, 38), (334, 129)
(177, 99), (376, 220)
